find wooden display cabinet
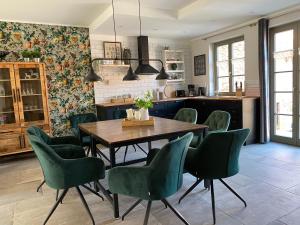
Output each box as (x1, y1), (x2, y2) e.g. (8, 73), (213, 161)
(0, 62), (50, 156)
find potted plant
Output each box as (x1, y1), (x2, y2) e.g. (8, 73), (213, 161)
(134, 90), (153, 120)
(32, 49), (41, 62)
(21, 50), (32, 62)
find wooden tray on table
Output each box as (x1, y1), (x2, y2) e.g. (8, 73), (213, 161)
(122, 117), (154, 127)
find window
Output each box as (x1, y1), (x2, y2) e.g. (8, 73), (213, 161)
(214, 37), (245, 94)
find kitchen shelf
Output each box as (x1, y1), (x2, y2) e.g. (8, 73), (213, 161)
(22, 94), (42, 97)
(167, 79), (185, 83)
(166, 70), (185, 73)
(24, 108), (43, 112)
(166, 61), (184, 64)
(99, 64), (130, 68)
(0, 95), (12, 98)
(20, 79), (40, 81)
(0, 79), (11, 82)
(0, 111), (14, 114)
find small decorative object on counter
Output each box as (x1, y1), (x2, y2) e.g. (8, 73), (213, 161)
(170, 63), (177, 70)
(134, 90), (153, 121)
(32, 49), (41, 62)
(0, 115), (7, 125)
(123, 48), (131, 65)
(235, 82), (243, 97)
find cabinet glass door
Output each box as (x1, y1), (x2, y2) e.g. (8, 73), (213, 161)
(14, 64), (46, 124)
(0, 65), (19, 126)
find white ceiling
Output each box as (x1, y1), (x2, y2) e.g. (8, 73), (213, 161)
(1, 0), (300, 38)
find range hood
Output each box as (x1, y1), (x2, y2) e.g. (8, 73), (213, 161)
(135, 36), (159, 74)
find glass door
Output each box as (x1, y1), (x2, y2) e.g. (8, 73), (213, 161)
(14, 64), (48, 125)
(270, 23), (299, 144)
(0, 64), (20, 127)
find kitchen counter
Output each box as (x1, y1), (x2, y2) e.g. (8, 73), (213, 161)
(96, 96), (259, 108)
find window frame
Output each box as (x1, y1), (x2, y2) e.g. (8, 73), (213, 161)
(214, 36), (245, 95)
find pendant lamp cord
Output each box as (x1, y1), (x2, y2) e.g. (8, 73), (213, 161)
(112, 0), (118, 59)
(138, 0), (142, 36)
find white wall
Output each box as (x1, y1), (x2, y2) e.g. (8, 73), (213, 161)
(190, 8), (300, 97)
(90, 34), (192, 104)
(190, 25), (259, 96)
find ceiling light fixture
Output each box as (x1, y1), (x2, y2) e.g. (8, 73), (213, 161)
(85, 0), (169, 82)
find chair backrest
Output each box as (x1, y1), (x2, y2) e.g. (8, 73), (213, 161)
(28, 134), (65, 189)
(112, 109), (127, 119)
(148, 132), (193, 199)
(174, 108), (198, 124)
(69, 113), (97, 129)
(187, 129), (250, 179)
(204, 110), (231, 131)
(27, 126), (51, 144)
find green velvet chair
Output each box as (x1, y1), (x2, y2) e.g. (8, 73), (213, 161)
(113, 109), (148, 163)
(179, 129), (250, 224)
(27, 126), (85, 193)
(190, 110), (231, 148)
(28, 134), (105, 225)
(174, 108), (198, 124)
(108, 132), (194, 225)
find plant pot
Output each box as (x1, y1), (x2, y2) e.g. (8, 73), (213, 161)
(140, 108), (149, 121)
(24, 58), (30, 62)
(34, 58), (40, 63)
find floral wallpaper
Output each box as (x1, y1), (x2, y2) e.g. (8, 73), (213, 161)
(0, 21), (94, 136)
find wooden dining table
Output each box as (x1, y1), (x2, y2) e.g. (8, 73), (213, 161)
(79, 116), (208, 218)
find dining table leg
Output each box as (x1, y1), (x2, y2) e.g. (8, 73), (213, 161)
(148, 141), (152, 151)
(109, 146), (120, 219)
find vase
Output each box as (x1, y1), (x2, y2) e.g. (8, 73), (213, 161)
(123, 48), (131, 65)
(24, 58), (30, 62)
(140, 108), (149, 121)
(34, 58), (40, 63)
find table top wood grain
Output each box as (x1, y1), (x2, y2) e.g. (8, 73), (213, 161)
(79, 117), (208, 147)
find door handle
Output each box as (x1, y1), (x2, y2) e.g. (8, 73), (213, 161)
(12, 89), (16, 102)
(17, 89), (21, 102)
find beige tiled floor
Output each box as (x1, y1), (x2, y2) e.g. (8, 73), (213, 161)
(2, 142), (300, 225)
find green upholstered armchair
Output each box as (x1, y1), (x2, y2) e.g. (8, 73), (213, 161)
(190, 110), (231, 148)
(27, 126), (85, 193)
(108, 132), (193, 225)
(28, 134), (105, 225)
(174, 108), (198, 124)
(179, 129), (250, 224)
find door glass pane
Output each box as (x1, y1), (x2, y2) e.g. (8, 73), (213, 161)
(217, 45), (228, 61)
(216, 61), (229, 77)
(275, 115), (292, 137)
(275, 72), (293, 92)
(233, 76), (245, 91)
(275, 93), (293, 114)
(274, 51), (293, 72)
(232, 58), (245, 75)
(18, 68), (44, 122)
(275, 30), (293, 52)
(0, 68), (16, 124)
(232, 41), (245, 59)
(218, 77), (229, 92)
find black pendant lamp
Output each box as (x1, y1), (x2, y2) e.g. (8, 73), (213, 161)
(84, 64), (103, 82)
(156, 66), (170, 80)
(123, 65), (139, 81)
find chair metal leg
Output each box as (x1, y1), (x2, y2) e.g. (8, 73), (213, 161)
(143, 200), (152, 225)
(43, 189), (69, 225)
(136, 144), (148, 155)
(37, 180), (45, 192)
(56, 190), (59, 201)
(95, 181), (113, 205)
(76, 187), (95, 225)
(121, 199), (143, 220)
(81, 184), (104, 201)
(210, 180), (216, 225)
(219, 179), (247, 207)
(123, 146), (129, 163)
(162, 199), (189, 225)
(178, 179), (202, 204)
(133, 144), (137, 152)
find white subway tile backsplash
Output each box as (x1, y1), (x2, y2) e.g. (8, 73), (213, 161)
(90, 34), (192, 104)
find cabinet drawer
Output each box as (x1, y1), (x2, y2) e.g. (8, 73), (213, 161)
(0, 133), (22, 155)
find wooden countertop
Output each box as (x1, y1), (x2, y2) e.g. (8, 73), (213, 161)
(96, 96), (259, 108)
